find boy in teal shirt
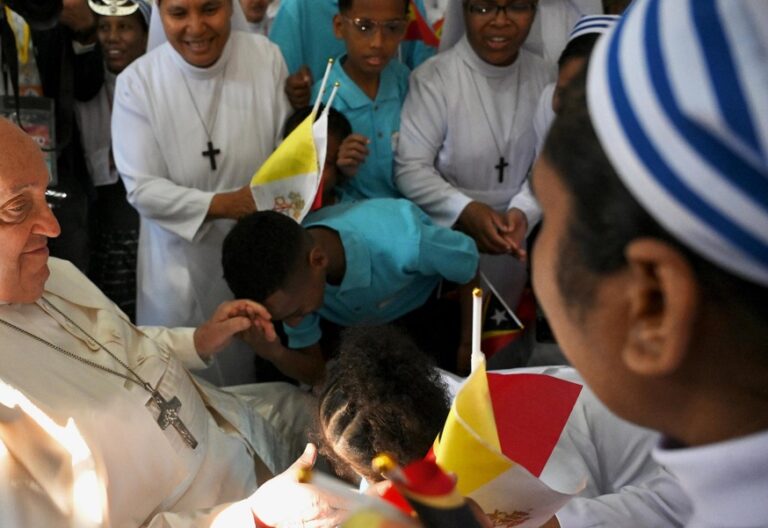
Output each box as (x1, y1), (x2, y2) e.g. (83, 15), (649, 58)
(311, 0), (412, 201)
(222, 199), (479, 385)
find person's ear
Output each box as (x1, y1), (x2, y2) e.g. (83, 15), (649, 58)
(622, 238), (700, 377)
(333, 14), (344, 39)
(308, 245), (328, 271)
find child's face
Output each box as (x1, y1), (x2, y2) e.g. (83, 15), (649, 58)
(333, 0), (408, 78)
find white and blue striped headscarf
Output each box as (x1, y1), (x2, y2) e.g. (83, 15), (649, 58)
(587, 0), (768, 287)
(567, 14), (621, 43)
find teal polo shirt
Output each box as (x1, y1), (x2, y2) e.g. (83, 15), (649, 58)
(284, 199), (479, 348)
(312, 55), (410, 200)
(269, 0), (435, 80)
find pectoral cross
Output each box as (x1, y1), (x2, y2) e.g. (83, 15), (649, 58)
(495, 156), (509, 183)
(202, 141), (221, 171)
(152, 392), (198, 449)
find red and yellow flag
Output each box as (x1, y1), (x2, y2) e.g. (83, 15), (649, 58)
(404, 0), (440, 47)
(433, 361), (585, 527)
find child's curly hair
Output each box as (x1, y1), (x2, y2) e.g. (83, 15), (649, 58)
(315, 326), (451, 483)
(315, 326), (450, 482)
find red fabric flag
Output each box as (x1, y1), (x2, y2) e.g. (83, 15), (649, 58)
(486, 373), (582, 477)
(404, 0), (440, 47)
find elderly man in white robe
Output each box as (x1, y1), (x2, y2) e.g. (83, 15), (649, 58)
(395, 0), (553, 311)
(112, 0), (290, 385)
(0, 117), (343, 527)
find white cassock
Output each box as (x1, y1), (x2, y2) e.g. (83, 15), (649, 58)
(395, 35), (553, 308)
(533, 82), (557, 157)
(0, 258), (312, 527)
(112, 32), (290, 384)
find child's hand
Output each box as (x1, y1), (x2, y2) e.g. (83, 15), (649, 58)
(337, 134), (370, 178)
(285, 65), (313, 109)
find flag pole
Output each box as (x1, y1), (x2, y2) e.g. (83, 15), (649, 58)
(323, 82), (341, 113)
(311, 58), (334, 118)
(471, 288), (484, 371)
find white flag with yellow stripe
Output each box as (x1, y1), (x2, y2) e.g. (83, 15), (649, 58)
(250, 66), (338, 222)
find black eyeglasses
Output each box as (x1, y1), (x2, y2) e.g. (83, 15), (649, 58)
(341, 16), (409, 39)
(466, 1), (537, 19)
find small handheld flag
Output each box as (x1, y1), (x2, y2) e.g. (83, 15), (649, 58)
(433, 361), (585, 527)
(250, 59), (337, 222)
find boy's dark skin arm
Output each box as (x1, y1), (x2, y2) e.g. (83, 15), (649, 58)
(241, 325), (326, 385)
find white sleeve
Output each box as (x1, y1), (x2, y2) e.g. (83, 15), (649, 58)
(112, 68), (215, 243)
(556, 467), (692, 528)
(508, 178), (542, 233)
(144, 499), (253, 527)
(395, 64), (473, 227)
(138, 326), (210, 371)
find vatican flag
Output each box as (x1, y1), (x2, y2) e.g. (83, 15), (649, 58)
(434, 359), (586, 527)
(251, 63), (338, 222)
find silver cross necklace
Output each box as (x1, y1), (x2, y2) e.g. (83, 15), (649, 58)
(0, 298), (198, 449)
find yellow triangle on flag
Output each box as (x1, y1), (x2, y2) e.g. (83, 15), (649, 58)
(250, 112), (318, 186)
(454, 362), (500, 450)
(434, 363), (512, 495)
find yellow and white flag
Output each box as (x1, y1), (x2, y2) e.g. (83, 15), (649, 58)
(251, 61), (338, 222)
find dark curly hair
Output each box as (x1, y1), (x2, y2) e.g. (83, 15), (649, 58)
(221, 211), (311, 303)
(315, 326), (451, 483)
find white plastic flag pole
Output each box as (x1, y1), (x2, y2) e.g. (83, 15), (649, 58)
(471, 287), (485, 371)
(311, 58), (335, 117)
(323, 82), (341, 113)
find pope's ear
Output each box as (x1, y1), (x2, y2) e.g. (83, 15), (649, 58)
(622, 238), (700, 377)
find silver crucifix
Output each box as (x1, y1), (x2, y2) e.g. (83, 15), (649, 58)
(153, 392), (198, 449)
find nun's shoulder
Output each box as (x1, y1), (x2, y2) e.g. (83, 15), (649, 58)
(408, 46), (461, 85)
(229, 30), (286, 65)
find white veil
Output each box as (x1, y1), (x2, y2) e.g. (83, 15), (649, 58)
(147, 0), (251, 52)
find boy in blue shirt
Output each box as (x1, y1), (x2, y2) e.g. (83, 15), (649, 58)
(311, 0), (413, 201)
(271, 0), (433, 109)
(222, 199), (479, 385)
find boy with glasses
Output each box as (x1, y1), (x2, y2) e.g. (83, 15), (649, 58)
(270, 0), (433, 109)
(310, 0), (412, 201)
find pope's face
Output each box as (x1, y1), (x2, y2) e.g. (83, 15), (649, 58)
(0, 122), (61, 303)
(160, 0), (232, 68)
(463, 0), (537, 66)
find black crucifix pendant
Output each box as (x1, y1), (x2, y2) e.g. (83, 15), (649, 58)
(495, 156), (509, 183)
(153, 392), (198, 449)
(202, 141), (221, 171)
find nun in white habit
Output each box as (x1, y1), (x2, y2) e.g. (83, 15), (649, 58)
(395, 0), (553, 309)
(112, 0), (291, 385)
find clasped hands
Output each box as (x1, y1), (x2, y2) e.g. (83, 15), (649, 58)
(193, 299), (277, 361)
(457, 202), (528, 259)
